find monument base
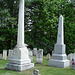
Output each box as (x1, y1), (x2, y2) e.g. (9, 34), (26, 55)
(49, 59), (70, 68)
(5, 46), (34, 71)
(5, 63), (34, 71)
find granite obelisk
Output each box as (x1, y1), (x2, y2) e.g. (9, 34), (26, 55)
(48, 15), (69, 68)
(5, 0), (34, 71)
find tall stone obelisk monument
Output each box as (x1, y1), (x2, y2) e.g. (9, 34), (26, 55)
(49, 15), (69, 68)
(5, 0), (34, 71)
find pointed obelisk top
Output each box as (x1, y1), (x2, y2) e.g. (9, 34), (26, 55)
(57, 15), (64, 44)
(60, 15), (62, 17)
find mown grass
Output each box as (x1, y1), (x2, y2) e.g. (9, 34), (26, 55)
(0, 56), (75, 75)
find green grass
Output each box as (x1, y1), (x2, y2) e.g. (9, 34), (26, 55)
(0, 57), (75, 75)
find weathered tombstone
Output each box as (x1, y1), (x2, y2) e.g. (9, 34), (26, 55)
(52, 51), (54, 54)
(0, 54), (2, 59)
(33, 69), (40, 75)
(49, 15), (70, 68)
(47, 53), (50, 60)
(68, 53), (75, 61)
(5, 0), (34, 71)
(28, 48), (31, 51)
(29, 50), (33, 63)
(36, 49), (43, 64)
(68, 53), (72, 60)
(33, 48), (37, 56)
(3, 50), (7, 60)
(70, 58), (75, 69)
(8, 49), (13, 60)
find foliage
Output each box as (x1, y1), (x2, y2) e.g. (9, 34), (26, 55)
(25, 0), (75, 54)
(0, 0), (18, 52)
(0, 0), (75, 54)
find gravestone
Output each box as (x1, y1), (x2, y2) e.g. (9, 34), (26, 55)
(29, 50), (33, 63)
(52, 51), (54, 54)
(68, 53), (75, 60)
(5, 0), (34, 71)
(28, 48), (31, 51)
(33, 48), (37, 56)
(8, 49), (13, 60)
(33, 69), (40, 75)
(3, 50), (7, 60)
(0, 54), (2, 59)
(68, 53), (72, 60)
(70, 58), (75, 69)
(36, 49), (43, 64)
(49, 15), (70, 68)
(47, 53), (50, 60)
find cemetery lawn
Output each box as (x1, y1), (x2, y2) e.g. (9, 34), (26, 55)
(0, 57), (75, 75)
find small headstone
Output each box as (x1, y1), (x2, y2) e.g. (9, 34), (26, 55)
(28, 48), (31, 51)
(8, 49), (13, 60)
(3, 50), (7, 60)
(0, 54), (2, 59)
(33, 48), (37, 56)
(70, 58), (75, 69)
(36, 49), (43, 64)
(68, 53), (72, 60)
(52, 51), (54, 54)
(33, 69), (40, 75)
(68, 53), (75, 60)
(29, 50), (33, 63)
(46, 53), (50, 60)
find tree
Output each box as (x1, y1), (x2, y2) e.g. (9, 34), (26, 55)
(25, 0), (75, 54)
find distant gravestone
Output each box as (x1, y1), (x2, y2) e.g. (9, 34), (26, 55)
(68, 53), (72, 60)
(47, 53), (50, 60)
(70, 58), (75, 69)
(0, 54), (2, 59)
(33, 69), (40, 75)
(29, 50), (33, 63)
(3, 50), (7, 60)
(33, 48), (37, 56)
(36, 49), (43, 64)
(68, 53), (75, 60)
(52, 51), (54, 54)
(8, 49), (13, 60)
(28, 48), (31, 51)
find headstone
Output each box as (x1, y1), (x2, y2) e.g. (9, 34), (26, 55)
(36, 49), (43, 64)
(3, 50), (7, 60)
(52, 51), (54, 54)
(68, 53), (72, 60)
(8, 49), (13, 60)
(47, 53), (50, 60)
(33, 69), (40, 75)
(49, 15), (70, 68)
(70, 58), (75, 69)
(5, 0), (34, 71)
(28, 48), (30, 51)
(29, 50), (33, 63)
(33, 48), (37, 56)
(0, 54), (2, 59)
(68, 53), (75, 60)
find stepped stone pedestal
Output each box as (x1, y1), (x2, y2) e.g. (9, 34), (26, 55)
(5, 0), (34, 71)
(49, 15), (69, 68)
